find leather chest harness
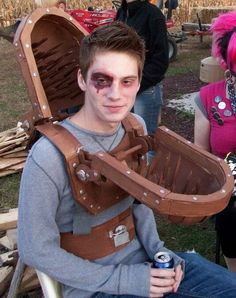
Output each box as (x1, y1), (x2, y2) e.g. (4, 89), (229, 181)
(37, 113), (153, 260)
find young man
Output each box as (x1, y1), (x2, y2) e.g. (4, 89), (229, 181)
(18, 22), (236, 298)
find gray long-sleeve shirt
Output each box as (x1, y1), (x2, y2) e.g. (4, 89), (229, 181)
(18, 114), (184, 297)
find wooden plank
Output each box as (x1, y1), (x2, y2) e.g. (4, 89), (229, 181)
(0, 250), (17, 266)
(19, 266), (40, 293)
(0, 210), (18, 231)
(0, 266), (14, 297)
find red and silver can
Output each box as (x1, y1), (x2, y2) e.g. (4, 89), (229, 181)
(152, 252), (174, 269)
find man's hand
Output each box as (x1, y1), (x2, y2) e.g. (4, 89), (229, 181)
(149, 264), (183, 297)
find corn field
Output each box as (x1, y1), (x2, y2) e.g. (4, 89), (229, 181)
(0, 0), (113, 26)
(0, 0), (235, 27)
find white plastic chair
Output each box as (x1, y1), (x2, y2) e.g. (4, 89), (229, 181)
(36, 270), (62, 298)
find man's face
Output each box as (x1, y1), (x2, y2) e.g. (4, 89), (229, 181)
(78, 51), (140, 131)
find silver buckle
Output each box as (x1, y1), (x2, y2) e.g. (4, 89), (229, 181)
(109, 225), (130, 247)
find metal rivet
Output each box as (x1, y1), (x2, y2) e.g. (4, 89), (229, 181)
(79, 189), (84, 194)
(126, 170), (131, 174)
(187, 141), (191, 144)
(227, 174), (231, 177)
(46, 8), (50, 12)
(83, 196), (86, 200)
(72, 163), (77, 168)
(77, 169), (87, 181)
(143, 192), (147, 197)
(25, 43), (30, 48)
(93, 172), (98, 177)
(221, 189), (226, 193)
(141, 155), (145, 160)
(192, 196), (198, 201)
(155, 200), (159, 204)
(42, 105), (47, 110)
(69, 17), (73, 21)
(28, 19), (33, 24)
(15, 42), (18, 47)
(90, 204), (93, 208)
(98, 153), (104, 157)
(33, 72), (37, 77)
(165, 128), (169, 131)
(160, 189), (165, 194)
(19, 54), (22, 57)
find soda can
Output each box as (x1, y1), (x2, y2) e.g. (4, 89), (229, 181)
(152, 251), (174, 269)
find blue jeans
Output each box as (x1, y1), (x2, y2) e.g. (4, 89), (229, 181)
(134, 83), (163, 136)
(134, 83), (163, 160)
(96, 252), (236, 297)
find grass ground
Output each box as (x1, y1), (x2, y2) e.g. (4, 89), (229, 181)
(0, 35), (225, 266)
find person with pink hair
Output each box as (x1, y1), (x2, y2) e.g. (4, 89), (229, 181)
(195, 11), (236, 272)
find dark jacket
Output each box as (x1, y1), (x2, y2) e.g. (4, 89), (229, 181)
(116, 0), (169, 93)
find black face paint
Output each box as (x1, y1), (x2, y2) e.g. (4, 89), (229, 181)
(91, 72), (113, 93)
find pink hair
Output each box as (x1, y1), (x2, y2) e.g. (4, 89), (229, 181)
(211, 11), (236, 73)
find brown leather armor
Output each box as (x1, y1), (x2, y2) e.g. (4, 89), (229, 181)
(14, 7), (234, 230)
(37, 113), (151, 215)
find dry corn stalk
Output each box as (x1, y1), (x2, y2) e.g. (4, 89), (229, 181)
(0, 124), (29, 177)
(0, 0), (113, 26)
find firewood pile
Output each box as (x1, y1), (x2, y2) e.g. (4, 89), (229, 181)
(0, 124), (29, 178)
(0, 208), (41, 297)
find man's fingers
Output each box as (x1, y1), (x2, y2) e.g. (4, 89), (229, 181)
(150, 268), (175, 278)
(150, 276), (175, 287)
(150, 284), (173, 296)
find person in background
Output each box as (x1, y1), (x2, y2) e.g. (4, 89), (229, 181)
(194, 11), (236, 272)
(116, 0), (169, 156)
(18, 20), (236, 298)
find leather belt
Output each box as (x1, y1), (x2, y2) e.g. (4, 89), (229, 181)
(60, 207), (135, 260)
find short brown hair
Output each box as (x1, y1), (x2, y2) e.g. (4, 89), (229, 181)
(79, 21), (145, 80)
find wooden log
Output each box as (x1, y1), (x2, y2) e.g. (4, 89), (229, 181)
(0, 209), (18, 231)
(0, 250), (18, 267)
(19, 266), (40, 293)
(0, 229), (17, 250)
(0, 266), (14, 297)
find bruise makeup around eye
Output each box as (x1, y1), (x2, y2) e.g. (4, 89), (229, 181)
(91, 72), (113, 92)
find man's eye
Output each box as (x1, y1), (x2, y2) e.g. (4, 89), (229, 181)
(123, 79), (134, 86)
(96, 78), (108, 85)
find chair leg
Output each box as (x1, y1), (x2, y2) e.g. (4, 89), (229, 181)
(7, 258), (26, 298)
